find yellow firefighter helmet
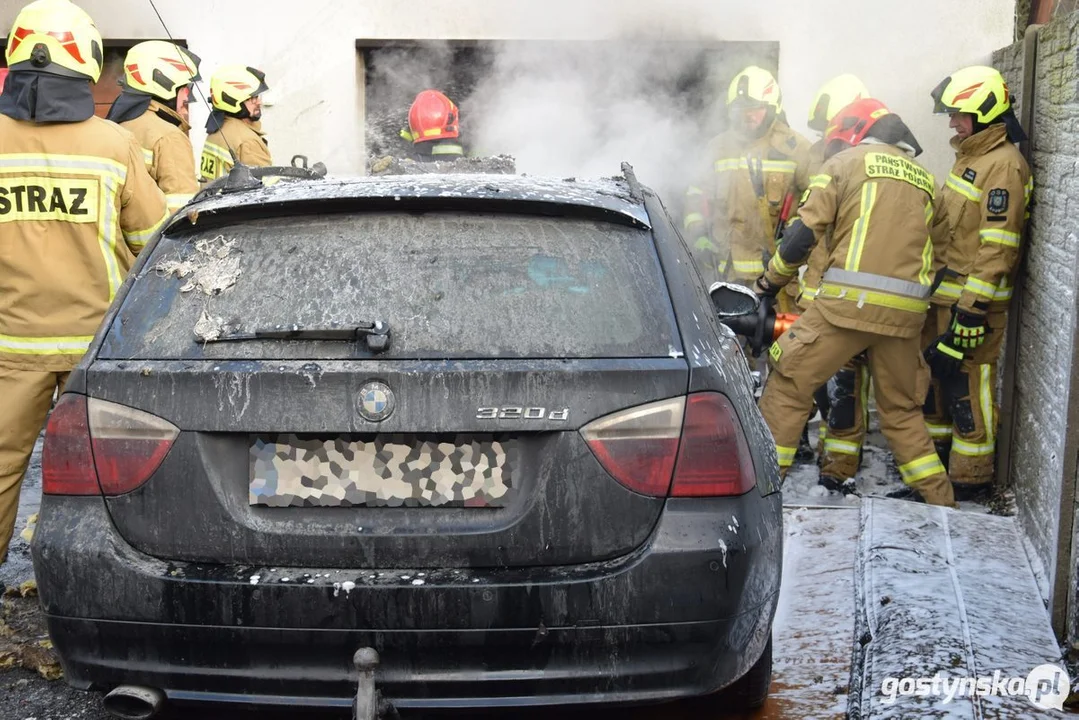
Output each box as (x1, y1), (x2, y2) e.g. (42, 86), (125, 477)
(210, 64), (268, 115)
(808, 74), (870, 133)
(930, 66), (1011, 124)
(727, 66), (783, 113)
(5, 0), (103, 82)
(122, 41), (201, 101)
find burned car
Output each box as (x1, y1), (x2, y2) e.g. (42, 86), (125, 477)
(32, 165), (782, 716)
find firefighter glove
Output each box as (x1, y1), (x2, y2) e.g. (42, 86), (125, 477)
(950, 308), (988, 350)
(924, 334), (965, 379)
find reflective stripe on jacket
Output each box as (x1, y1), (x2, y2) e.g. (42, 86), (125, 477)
(935, 124), (1031, 314)
(683, 120), (812, 283)
(119, 101), (199, 214)
(764, 142), (951, 338)
(200, 116), (272, 182)
(0, 114), (169, 370)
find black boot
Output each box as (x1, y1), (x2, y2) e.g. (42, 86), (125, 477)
(886, 486), (926, 503)
(795, 424), (815, 464)
(819, 475), (859, 496)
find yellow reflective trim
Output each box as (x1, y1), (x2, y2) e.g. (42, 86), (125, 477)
(964, 276), (997, 300)
(123, 210), (168, 252)
(824, 438), (861, 455)
(0, 176), (100, 224)
(899, 453), (945, 484)
(919, 236), (934, 287)
(200, 141), (233, 180)
(761, 160), (797, 173)
(0, 154), (127, 181)
(816, 283), (929, 313)
(844, 182), (878, 272)
(0, 333), (93, 355)
(808, 174), (832, 190)
(686, 186), (704, 196)
(683, 212), (705, 230)
(771, 253), (798, 277)
(776, 445), (797, 467)
(864, 152), (935, 195)
(141, 147), (154, 169)
(98, 176), (123, 300)
(979, 363), (994, 444)
(952, 437), (994, 456)
(934, 281), (963, 300)
(926, 422), (953, 440)
(733, 259), (765, 274)
(993, 281), (1013, 301)
(714, 158), (796, 174)
(718, 260), (728, 273)
(946, 172), (983, 202)
(979, 229), (1020, 248)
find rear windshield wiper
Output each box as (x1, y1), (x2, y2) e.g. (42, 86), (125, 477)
(207, 321), (391, 352)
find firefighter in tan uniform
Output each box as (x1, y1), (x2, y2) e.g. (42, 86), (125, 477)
(683, 66), (811, 308)
(798, 75), (874, 494)
(0, 0), (169, 563)
(106, 41), (202, 214)
(200, 65), (272, 181)
(922, 66), (1032, 497)
(754, 99), (955, 507)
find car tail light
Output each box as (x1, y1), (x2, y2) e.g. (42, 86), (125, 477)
(43, 394), (98, 495)
(580, 397), (684, 496)
(670, 392), (756, 497)
(88, 398), (179, 495)
(43, 395), (178, 496)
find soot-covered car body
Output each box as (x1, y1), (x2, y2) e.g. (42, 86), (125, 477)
(31, 168), (783, 712)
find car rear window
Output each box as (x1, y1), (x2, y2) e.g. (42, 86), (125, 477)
(99, 212), (679, 360)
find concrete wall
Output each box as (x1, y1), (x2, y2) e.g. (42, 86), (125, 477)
(0, 0), (1015, 185)
(993, 12), (1079, 644)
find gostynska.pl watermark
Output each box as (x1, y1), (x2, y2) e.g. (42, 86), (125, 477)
(880, 664), (1070, 711)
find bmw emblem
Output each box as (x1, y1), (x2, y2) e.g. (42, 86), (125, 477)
(357, 382), (395, 422)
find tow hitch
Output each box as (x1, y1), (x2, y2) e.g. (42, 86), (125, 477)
(353, 648), (397, 720)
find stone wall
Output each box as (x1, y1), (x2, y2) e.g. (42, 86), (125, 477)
(993, 10), (1079, 645)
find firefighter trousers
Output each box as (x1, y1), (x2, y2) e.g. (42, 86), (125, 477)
(0, 366), (69, 562)
(758, 304), (955, 507)
(818, 354), (870, 481)
(921, 307), (1007, 487)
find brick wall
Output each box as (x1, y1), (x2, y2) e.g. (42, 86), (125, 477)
(993, 11), (1079, 644)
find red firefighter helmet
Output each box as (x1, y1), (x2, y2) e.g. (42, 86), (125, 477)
(825, 97), (891, 148)
(407, 89), (459, 144)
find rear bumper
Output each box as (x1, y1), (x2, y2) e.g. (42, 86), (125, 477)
(32, 492), (782, 708)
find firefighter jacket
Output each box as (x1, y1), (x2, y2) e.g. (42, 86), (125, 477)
(796, 138), (831, 307)
(119, 101), (198, 214)
(683, 120), (811, 285)
(764, 142), (950, 339)
(0, 114), (169, 371)
(933, 123), (1031, 315)
(200, 116), (272, 182)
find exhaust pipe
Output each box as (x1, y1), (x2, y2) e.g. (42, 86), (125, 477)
(102, 685), (165, 720)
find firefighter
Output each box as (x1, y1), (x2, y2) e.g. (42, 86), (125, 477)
(923, 66), (1032, 498)
(801, 74), (872, 493)
(106, 40), (201, 214)
(683, 65), (812, 301)
(399, 89), (464, 160)
(754, 98), (955, 507)
(200, 64), (271, 181)
(0, 0), (169, 563)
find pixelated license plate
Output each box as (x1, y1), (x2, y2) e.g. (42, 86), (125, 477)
(249, 434), (517, 508)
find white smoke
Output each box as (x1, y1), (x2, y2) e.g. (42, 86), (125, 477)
(463, 37), (761, 202)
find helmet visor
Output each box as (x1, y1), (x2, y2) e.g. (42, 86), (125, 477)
(930, 76), (958, 115)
